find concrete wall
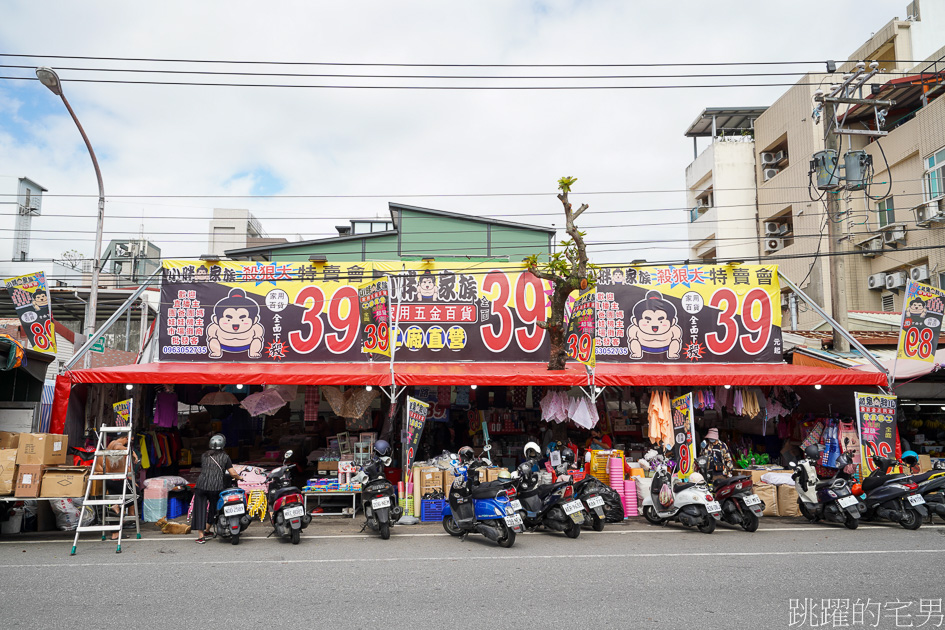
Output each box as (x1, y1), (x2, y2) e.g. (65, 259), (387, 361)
(687, 140), (759, 261)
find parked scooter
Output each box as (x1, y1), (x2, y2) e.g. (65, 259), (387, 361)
(858, 455), (928, 530)
(352, 440), (402, 539)
(696, 444), (764, 532)
(264, 450), (312, 544)
(896, 452), (945, 523)
(442, 445), (522, 547)
(641, 449), (721, 533)
(215, 472), (251, 545)
(791, 446), (862, 529)
(573, 475), (608, 531)
(512, 446), (585, 538)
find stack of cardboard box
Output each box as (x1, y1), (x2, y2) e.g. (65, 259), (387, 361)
(0, 432), (87, 500)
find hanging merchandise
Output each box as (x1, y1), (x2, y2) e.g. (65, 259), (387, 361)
(454, 385), (470, 408)
(304, 385), (320, 425)
(820, 421), (841, 469)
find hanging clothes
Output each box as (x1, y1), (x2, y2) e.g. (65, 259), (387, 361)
(647, 392), (662, 445)
(138, 434), (151, 469)
(659, 391), (673, 448)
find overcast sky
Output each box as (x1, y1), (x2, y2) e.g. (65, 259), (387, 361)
(0, 0), (909, 271)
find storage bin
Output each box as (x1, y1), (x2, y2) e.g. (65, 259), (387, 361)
(167, 497), (186, 520)
(420, 499), (446, 522)
(142, 498), (168, 522)
(1, 508), (23, 534)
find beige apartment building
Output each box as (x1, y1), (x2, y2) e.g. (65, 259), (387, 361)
(687, 0), (945, 333)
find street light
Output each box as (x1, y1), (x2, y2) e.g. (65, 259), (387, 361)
(36, 66), (105, 369)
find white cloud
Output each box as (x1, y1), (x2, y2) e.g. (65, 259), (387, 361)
(0, 0), (904, 267)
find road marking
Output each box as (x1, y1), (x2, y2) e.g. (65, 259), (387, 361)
(1, 524), (941, 544)
(2, 547), (944, 569)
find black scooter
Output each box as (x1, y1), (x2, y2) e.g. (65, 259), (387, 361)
(512, 460), (584, 538)
(353, 454), (402, 539)
(859, 456), (928, 530)
(264, 450), (312, 544)
(572, 474), (608, 531)
(791, 450), (862, 529)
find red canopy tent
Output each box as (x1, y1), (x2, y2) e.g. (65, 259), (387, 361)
(50, 361), (887, 434)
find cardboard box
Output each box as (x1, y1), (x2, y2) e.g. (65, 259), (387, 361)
(317, 460), (339, 478)
(777, 484), (801, 518)
(0, 431), (19, 449)
(40, 466), (90, 498)
(419, 468), (443, 495)
(16, 433), (67, 466)
(0, 449), (17, 495)
(15, 464), (45, 498)
(754, 482), (779, 517)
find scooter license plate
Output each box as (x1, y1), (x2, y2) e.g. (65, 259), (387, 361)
(563, 500), (584, 515)
(223, 504), (245, 517)
(372, 497), (391, 509)
(838, 495), (858, 508)
(587, 496), (605, 509)
(504, 514), (523, 527)
(283, 505), (305, 519)
(908, 494), (926, 506)
(743, 494), (761, 506)
(706, 501), (721, 513)
(510, 500), (522, 511)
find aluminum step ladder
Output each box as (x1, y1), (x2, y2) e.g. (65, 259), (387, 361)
(71, 425), (141, 555)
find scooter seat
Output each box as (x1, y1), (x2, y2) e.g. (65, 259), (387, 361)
(815, 480), (832, 490)
(271, 486), (301, 500)
(862, 473), (905, 494)
(674, 482), (696, 493)
(471, 480), (511, 499)
(712, 475), (749, 488)
(536, 482), (569, 499)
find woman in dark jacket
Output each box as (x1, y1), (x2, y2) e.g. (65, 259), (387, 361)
(193, 434), (241, 543)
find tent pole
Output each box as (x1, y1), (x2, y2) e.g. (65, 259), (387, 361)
(778, 271), (890, 391)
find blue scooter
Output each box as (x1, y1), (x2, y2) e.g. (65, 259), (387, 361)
(442, 446), (522, 548)
(215, 477), (251, 545)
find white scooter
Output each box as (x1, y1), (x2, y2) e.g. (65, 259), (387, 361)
(640, 450), (722, 533)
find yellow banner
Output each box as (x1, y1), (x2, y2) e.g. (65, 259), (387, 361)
(3, 271), (56, 354)
(113, 398), (132, 427)
(896, 279), (945, 362)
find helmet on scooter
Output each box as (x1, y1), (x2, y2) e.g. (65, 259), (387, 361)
(458, 446), (475, 464)
(373, 440), (391, 457)
(901, 450), (919, 467)
(559, 447), (575, 465)
(804, 445), (820, 461)
(689, 472), (705, 485)
(209, 434), (226, 450)
(497, 470), (512, 482)
(524, 441), (541, 459)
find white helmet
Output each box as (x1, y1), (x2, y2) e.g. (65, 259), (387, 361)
(524, 441), (541, 458)
(689, 472), (706, 484)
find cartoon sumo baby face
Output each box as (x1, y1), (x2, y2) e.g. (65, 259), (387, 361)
(638, 307), (673, 335)
(908, 298), (927, 318)
(32, 292), (48, 310)
(417, 274), (437, 299)
(611, 269), (625, 284)
(218, 307), (255, 333)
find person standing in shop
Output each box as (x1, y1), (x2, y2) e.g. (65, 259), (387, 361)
(585, 428), (612, 451)
(193, 434), (242, 544)
(703, 428), (734, 478)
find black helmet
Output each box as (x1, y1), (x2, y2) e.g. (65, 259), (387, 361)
(559, 447), (575, 465)
(804, 445), (820, 461)
(517, 462), (532, 478)
(458, 446), (475, 464)
(373, 440), (391, 457)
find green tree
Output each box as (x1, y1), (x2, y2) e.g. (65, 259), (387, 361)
(525, 177), (597, 370)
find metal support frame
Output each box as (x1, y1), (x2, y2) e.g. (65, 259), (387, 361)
(380, 272), (406, 403)
(63, 268), (161, 372)
(778, 271), (890, 390)
(579, 364), (599, 403)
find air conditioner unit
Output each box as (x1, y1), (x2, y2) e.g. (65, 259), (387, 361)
(761, 152), (777, 165)
(882, 226), (906, 247)
(867, 272), (888, 290)
(910, 265), (930, 282)
(885, 271), (908, 290)
(859, 236), (883, 257)
(914, 203), (934, 226)
(764, 222), (782, 235)
(764, 237), (785, 253)
(763, 168), (780, 181)
(697, 198), (711, 208)
(771, 150), (786, 165)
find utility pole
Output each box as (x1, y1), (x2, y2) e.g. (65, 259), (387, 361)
(824, 99), (851, 353)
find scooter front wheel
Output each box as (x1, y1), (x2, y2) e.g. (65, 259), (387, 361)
(379, 522), (390, 540)
(565, 521), (581, 538)
(844, 513), (859, 530)
(442, 516), (463, 537)
(797, 499), (818, 522)
(642, 506), (664, 525)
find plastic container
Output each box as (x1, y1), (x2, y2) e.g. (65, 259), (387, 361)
(420, 499), (447, 522)
(1, 508), (23, 534)
(167, 497), (186, 520)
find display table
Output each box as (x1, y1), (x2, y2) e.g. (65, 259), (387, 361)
(303, 491), (359, 519)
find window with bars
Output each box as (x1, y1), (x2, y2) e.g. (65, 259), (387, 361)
(882, 293), (896, 312)
(926, 147), (945, 201)
(877, 196), (895, 228)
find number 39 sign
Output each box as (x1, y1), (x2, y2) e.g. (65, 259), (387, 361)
(897, 279), (945, 363)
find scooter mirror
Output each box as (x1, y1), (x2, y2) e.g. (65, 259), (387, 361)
(483, 444), (492, 452)
(789, 461), (796, 468)
(700, 440), (707, 450)
(381, 456), (392, 466)
(284, 450), (294, 459)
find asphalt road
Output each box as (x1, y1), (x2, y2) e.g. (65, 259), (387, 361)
(1, 517), (944, 630)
